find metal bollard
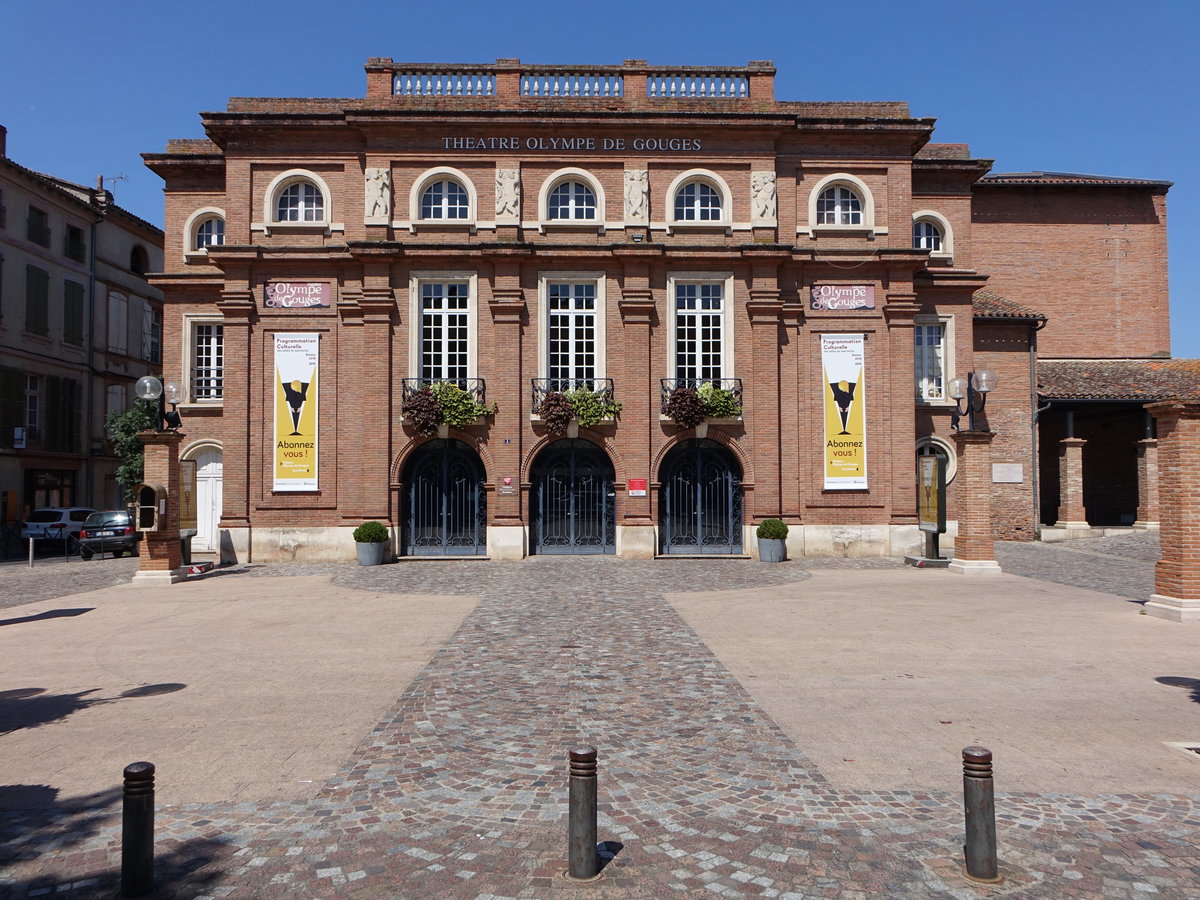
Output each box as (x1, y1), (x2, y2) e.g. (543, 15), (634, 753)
(962, 746), (1002, 883)
(121, 761), (156, 898)
(567, 746), (599, 881)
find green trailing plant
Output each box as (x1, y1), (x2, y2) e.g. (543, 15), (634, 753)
(430, 382), (496, 429)
(537, 391), (574, 433)
(756, 518), (789, 540)
(105, 397), (159, 502)
(403, 383), (495, 436)
(664, 386), (706, 429)
(352, 520), (389, 543)
(697, 382), (742, 419)
(564, 388), (622, 428)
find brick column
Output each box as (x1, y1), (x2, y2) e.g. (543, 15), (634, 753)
(486, 260), (527, 559)
(1133, 437), (1159, 529)
(616, 258), (656, 558)
(884, 294), (919, 531)
(1144, 401), (1200, 622)
(132, 429), (185, 585)
(1054, 437), (1089, 528)
(216, 284), (254, 564)
(948, 430), (1002, 575)
(746, 258), (784, 520)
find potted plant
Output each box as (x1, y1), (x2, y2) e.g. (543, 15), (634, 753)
(352, 520), (390, 566)
(756, 518), (788, 562)
(403, 383), (496, 437)
(665, 384), (743, 434)
(537, 389), (622, 434)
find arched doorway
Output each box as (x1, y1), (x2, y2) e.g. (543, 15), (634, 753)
(530, 439), (615, 554)
(190, 446), (223, 553)
(659, 439), (743, 554)
(401, 439), (487, 556)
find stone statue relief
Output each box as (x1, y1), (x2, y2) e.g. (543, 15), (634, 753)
(751, 171), (777, 222)
(364, 167), (391, 221)
(496, 168), (521, 219)
(624, 169), (648, 222)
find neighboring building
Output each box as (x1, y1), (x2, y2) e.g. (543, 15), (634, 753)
(0, 125), (164, 525)
(142, 59), (1186, 562)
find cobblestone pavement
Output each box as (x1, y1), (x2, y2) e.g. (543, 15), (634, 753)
(4, 537), (1198, 898)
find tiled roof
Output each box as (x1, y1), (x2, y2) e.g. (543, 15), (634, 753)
(972, 290), (1046, 321)
(979, 171), (1172, 188)
(916, 143), (971, 160)
(1038, 359), (1200, 401)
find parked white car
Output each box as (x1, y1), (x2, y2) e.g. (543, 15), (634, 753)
(19, 507), (98, 541)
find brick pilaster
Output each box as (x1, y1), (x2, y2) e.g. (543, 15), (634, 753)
(487, 261), (526, 528)
(1054, 437), (1088, 527)
(1145, 401), (1200, 622)
(617, 260), (655, 528)
(1134, 437), (1159, 529)
(885, 294), (919, 527)
(949, 430), (1002, 575)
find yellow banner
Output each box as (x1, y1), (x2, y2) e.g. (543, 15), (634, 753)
(821, 333), (867, 489)
(273, 333), (319, 491)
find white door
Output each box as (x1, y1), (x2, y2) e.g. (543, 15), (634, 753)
(192, 448), (223, 552)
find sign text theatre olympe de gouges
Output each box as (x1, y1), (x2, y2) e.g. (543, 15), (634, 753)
(439, 136), (704, 151)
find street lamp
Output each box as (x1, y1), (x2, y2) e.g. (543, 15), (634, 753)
(949, 370), (997, 432)
(135, 376), (183, 431)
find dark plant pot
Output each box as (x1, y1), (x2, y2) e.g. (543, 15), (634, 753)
(356, 541), (388, 566)
(758, 537), (787, 562)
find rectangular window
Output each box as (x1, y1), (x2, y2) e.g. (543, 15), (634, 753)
(0, 188), (6, 228)
(915, 320), (947, 401)
(420, 281), (470, 382)
(63, 280), (85, 345)
(547, 281), (597, 386)
(26, 206), (50, 246)
(107, 291), (128, 354)
(25, 374), (40, 442)
(44, 376), (80, 452)
(0, 368), (23, 448)
(106, 384), (126, 434)
(192, 322), (224, 400)
(674, 281), (725, 382)
(148, 306), (162, 364)
(64, 225), (86, 262)
(25, 265), (49, 336)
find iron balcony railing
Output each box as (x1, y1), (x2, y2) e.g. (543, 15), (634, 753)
(531, 377), (615, 410)
(659, 377), (744, 416)
(401, 377), (487, 406)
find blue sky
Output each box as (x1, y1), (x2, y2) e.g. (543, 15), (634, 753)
(3, 0), (1196, 355)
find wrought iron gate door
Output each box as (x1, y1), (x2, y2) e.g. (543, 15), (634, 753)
(660, 439), (742, 554)
(532, 440), (615, 554)
(403, 440), (486, 556)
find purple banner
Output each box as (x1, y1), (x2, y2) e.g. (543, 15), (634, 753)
(265, 282), (332, 309)
(810, 284), (876, 311)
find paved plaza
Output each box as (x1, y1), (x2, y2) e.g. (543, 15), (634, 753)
(1, 533), (1198, 898)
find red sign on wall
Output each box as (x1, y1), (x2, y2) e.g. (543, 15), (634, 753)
(628, 478), (647, 497)
(810, 284), (876, 311)
(265, 282), (332, 308)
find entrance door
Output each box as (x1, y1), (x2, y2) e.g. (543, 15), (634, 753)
(531, 439), (615, 554)
(403, 439), (486, 555)
(192, 447), (223, 552)
(660, 439), (742, 554)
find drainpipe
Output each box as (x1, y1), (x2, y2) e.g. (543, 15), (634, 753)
(83, 179), (105, 506)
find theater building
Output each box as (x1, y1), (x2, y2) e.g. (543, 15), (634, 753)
(143, 59), (1178, 563)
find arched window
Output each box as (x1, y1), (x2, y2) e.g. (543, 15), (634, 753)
(275, 180), (324, 222)
(674, 181), (722, 221)
(195, 216), (225, 250)
(129, 246), (148, 275)
(912, 210), (953, 258)
(817, 185), (863, 225)
(421, 180), (470, 219)
(548, 180), (597, 220)
(917, 436), (957, 483)
(913, 219), (942, 251)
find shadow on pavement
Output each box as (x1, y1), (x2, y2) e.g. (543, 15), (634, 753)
(1155, 676), (1200, 704)
(0, 608), (93, 627)
(0, 683), (188, 736)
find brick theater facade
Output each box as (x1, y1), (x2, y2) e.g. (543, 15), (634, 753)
(143, 59), (1175, 563)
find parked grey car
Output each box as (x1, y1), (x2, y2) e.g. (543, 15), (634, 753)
(78, 510), (141, 559)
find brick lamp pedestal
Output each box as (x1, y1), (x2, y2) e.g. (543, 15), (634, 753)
(1144, 402), (1200, 622)
(131, 429), (188, 586)
(948, 430), (1002, 576)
